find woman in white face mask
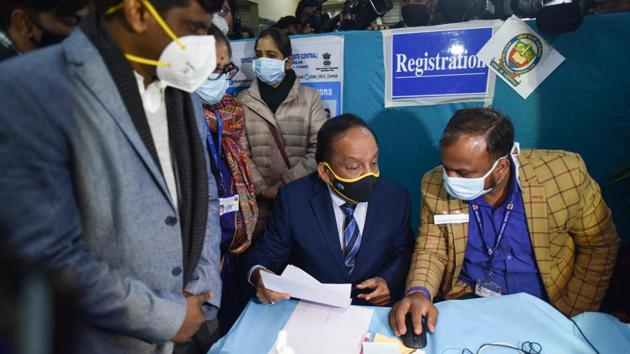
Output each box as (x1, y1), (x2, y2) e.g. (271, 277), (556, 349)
(196, 25), (258, 334)
(238, 27), (327, 238)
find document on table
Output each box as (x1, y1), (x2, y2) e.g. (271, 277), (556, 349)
(260, 264), (352, 308)
(268, 301), (374, 354)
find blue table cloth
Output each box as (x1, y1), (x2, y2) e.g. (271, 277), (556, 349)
(209, 293), (630, 354)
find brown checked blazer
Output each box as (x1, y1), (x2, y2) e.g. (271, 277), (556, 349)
(407, 149), (620, 316)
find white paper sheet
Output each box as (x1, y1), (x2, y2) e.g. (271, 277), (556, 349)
(362, 342), (402, 354)
(268, 301), (374, 354)
(260, 265), (352, 308)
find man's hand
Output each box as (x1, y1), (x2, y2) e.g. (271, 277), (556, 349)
(252, 268), (290, 304)
(172, 291), (212, 343)
(356, 277), (390, 306)
(589, 0), (630, 14)
(389, 292), (438, 336)
(262, 181), (282, 201)
(367, 23), (389, 31)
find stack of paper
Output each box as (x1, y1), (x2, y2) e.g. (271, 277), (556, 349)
(260, 265), (352, 308)
(268, 301), (374, 354)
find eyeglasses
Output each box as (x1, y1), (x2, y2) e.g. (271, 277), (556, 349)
(209, 62), (239, 80)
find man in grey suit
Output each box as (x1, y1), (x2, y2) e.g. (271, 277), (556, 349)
(0, 0), (224, 353)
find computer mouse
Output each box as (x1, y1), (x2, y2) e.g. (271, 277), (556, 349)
(401, 313), (427, 349)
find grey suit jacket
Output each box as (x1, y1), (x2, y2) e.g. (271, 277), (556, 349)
(0, 28), (221, 353)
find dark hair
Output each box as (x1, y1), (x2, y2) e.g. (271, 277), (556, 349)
(274, 15), (300, 30)
(440, 107), (515, 159)
(295, 0), (321, 19)
(255, 27), (292, 59)
(316, 113), (376, 163)
(240, 26), (255, 38)
(208, 24), (231, 57)
(97, 0), (222, 17)
(0, 0), (88, 31)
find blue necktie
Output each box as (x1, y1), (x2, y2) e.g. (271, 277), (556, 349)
(340, 203), (362, 274)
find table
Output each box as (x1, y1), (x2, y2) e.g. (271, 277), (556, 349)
(209, 293), (630, 354)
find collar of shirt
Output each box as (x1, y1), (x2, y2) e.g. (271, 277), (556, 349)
(327, 186), (368, 251)
(133, 71), (167, 114)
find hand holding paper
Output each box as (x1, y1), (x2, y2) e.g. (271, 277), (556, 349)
(260, 265), (352, 308)
(253, 268), (290, 304)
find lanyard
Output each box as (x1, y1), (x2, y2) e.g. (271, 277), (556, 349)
(206, 108), (223, 166)
(471, 195), (515, 265)
(207, 109), (229, 195)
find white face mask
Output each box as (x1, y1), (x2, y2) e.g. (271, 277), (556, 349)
(196, 73), (229, 105)
(443, 156), (507, 201)
(212, 13), (230, 35)
(155, 35), (217, 92)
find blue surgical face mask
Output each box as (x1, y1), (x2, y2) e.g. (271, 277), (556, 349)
(443, 156), (507, 201)
(252, 57), (287, 86)
(197, 73), (229, 105)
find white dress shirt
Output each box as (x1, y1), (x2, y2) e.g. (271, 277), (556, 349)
(133, 72), (178, 210)
(328, 187), (369, 250)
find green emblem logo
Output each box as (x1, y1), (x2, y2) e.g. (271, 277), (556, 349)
(490, 33), (543, 86)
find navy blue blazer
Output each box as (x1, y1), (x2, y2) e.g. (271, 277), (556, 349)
(247, 173), (414, 305)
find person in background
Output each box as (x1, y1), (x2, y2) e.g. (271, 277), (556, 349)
(238, 25), (254, 39)
(273, 15), (302, 35)
(389, 107), (619, 338)
(391, 0), (436, 28)
(295, 0), (331, 33)
(246, 114), (414, 307)
(239, 27), (327, 238)
(589, 0), (630, 14)
(0, 0), (89, 61)
(196, 25), (258, 334)
(211, 0), (232, 35)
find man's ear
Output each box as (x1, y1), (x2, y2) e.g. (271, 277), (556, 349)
(11, 9), (34, 37)
(122, 0), (150, 34)
(317, 163), (331, 184)
(496, 157), (511, 181)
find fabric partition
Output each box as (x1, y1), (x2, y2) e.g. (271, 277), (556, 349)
(234, 13), (630, 242)
(342, 13), (630, 242)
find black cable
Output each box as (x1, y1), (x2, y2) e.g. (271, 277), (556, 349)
(461, 341), (542, 354)
(568, 316), (600, 354)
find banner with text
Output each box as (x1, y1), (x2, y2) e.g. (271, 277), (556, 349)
(383, 20), (501, 107)
(229, 35), (344, 117)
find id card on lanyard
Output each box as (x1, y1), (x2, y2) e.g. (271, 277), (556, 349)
(471, 197), (515, 297)
(207, 109), (239, 216)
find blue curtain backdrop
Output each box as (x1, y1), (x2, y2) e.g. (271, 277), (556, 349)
(240, 13), (630, 242)
(341, 13), (630, 243)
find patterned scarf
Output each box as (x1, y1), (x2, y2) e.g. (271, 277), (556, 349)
(204, 94), (258, 254)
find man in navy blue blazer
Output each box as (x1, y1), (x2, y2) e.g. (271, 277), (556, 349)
(247, 114), (414, 306)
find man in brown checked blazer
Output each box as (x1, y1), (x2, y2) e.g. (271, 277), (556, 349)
(389, 107), (620, 338)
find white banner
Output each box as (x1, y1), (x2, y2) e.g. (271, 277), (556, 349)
(229, 35), (344, 117)
(477, 16), (565, 99)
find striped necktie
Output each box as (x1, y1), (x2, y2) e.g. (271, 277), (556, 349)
(340, 203), (362, 274)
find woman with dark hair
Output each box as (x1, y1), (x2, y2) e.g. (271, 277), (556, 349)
(239, 27), (327, 237)
(196, 25), (258, 333)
